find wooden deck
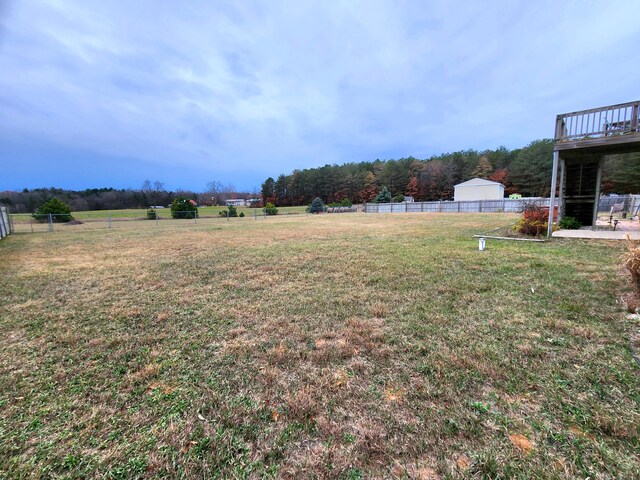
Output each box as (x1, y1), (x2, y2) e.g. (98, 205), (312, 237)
(554, 100), (640, 155)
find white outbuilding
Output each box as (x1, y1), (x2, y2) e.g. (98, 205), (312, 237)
(453, 178), (505, 202)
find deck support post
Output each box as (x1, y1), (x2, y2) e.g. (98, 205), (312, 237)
(547, 151), (559, 238)
(592, 157), (603, 229)
(557, 156), (565, 221)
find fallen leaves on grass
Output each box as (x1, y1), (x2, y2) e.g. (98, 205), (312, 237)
(509, 433), (534, 453)
(384, 387), (406, 404)
(456, 454), (470, 470)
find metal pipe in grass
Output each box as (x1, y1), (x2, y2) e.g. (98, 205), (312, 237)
(472, 234), (546, 242)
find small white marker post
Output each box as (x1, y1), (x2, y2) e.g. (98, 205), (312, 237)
(478, 237), (486, 251)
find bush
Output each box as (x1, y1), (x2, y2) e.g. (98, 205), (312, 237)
(514, 203), (549, 237)
(308, 197), (325, 214)
(264, 202), (278, 216)
(170, 196), (198, 219)
(146, 208), (157, 220)
(239, 212), (245, 217)
(558, 216), (582, 229)
(219, 206), (238, 217)
(328, 198), (352, 207)
(373, 186), (392, 204)
(392, 194), (405, 203)
(33, 198), (73, 223)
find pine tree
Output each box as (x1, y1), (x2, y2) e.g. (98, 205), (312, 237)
(471, 156), (493, 179)
(308, 197), (325, 213)
(373, 186), (392, 203)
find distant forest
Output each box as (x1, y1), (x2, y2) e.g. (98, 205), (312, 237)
(261, 139), (640, 205)
(2, 139), (638, 213)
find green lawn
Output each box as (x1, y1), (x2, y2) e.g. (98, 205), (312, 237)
(9, 205), (309, 223)
(70, 205), (308, 220)
(0, 213), (638, 478)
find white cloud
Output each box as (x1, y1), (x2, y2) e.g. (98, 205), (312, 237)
(1, 0), (639, 188)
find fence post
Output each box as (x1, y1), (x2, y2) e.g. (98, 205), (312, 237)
(439, 200), (442, 212)
(48, 213), (54, 232)
(155, 210), (159, 226)
(479, 201), (483, 213)
(254, 209), (257, 220)
(108, 214), (112, 229)
(194, 210), (197, 224)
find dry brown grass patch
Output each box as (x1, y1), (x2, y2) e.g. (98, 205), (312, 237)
(285, 386), (317, 420)
(384, 386), (407, 404)
(148, 381), (177, 394)
(370, 302), (390, 318)
(128, 362), (161, 383)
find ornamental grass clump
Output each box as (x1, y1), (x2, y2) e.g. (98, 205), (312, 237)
(622, 238), (640, 295)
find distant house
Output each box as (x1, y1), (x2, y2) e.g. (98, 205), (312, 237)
(189, 199), (198, 206)
(403, 196), (415, 203)
(225, 199), (246, 207)
(454, 178), (505, 202)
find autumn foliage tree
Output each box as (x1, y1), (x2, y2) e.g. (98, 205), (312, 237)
(405, 176), (419, 200)
(489, 168), (517, 195)
(358, 172), (378, 203)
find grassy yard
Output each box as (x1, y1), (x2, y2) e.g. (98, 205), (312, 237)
(0, 213), (638, 478)
(71, 205), (307, 220)
(9, 205), (309, 224)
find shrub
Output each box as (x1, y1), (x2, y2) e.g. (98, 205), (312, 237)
(623, 239), (640, 295)
(514, 203), (549, 237)
(219, 206), (238, 217)
(392, 194), (405, 203)
(170, 196), (198, 219)
(328, 198), (352, 207)
(239, 212), (245, 217)
(373, 186), (391, 204)
(308, 197), (325, 214)
(33, 198), (73, 223)
(264, 202), (278, 216)
(146, 208), (157, 220)
(559, 216), (582, 229)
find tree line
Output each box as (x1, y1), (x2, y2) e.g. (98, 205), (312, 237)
(2, 141), (638, 213)
(0, 181), (256, 214)
(261, 140), (640, 206)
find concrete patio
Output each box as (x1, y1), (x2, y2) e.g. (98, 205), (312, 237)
(553, 218), (640, 239)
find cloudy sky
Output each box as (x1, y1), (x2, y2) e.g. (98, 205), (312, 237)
(1, 0), (639, 192)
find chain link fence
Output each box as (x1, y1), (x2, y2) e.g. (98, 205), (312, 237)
(597, 194), (640, 216)
(8, 209), (315, 234)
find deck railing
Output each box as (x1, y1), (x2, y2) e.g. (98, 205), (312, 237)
(555, 100), (640, 142)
